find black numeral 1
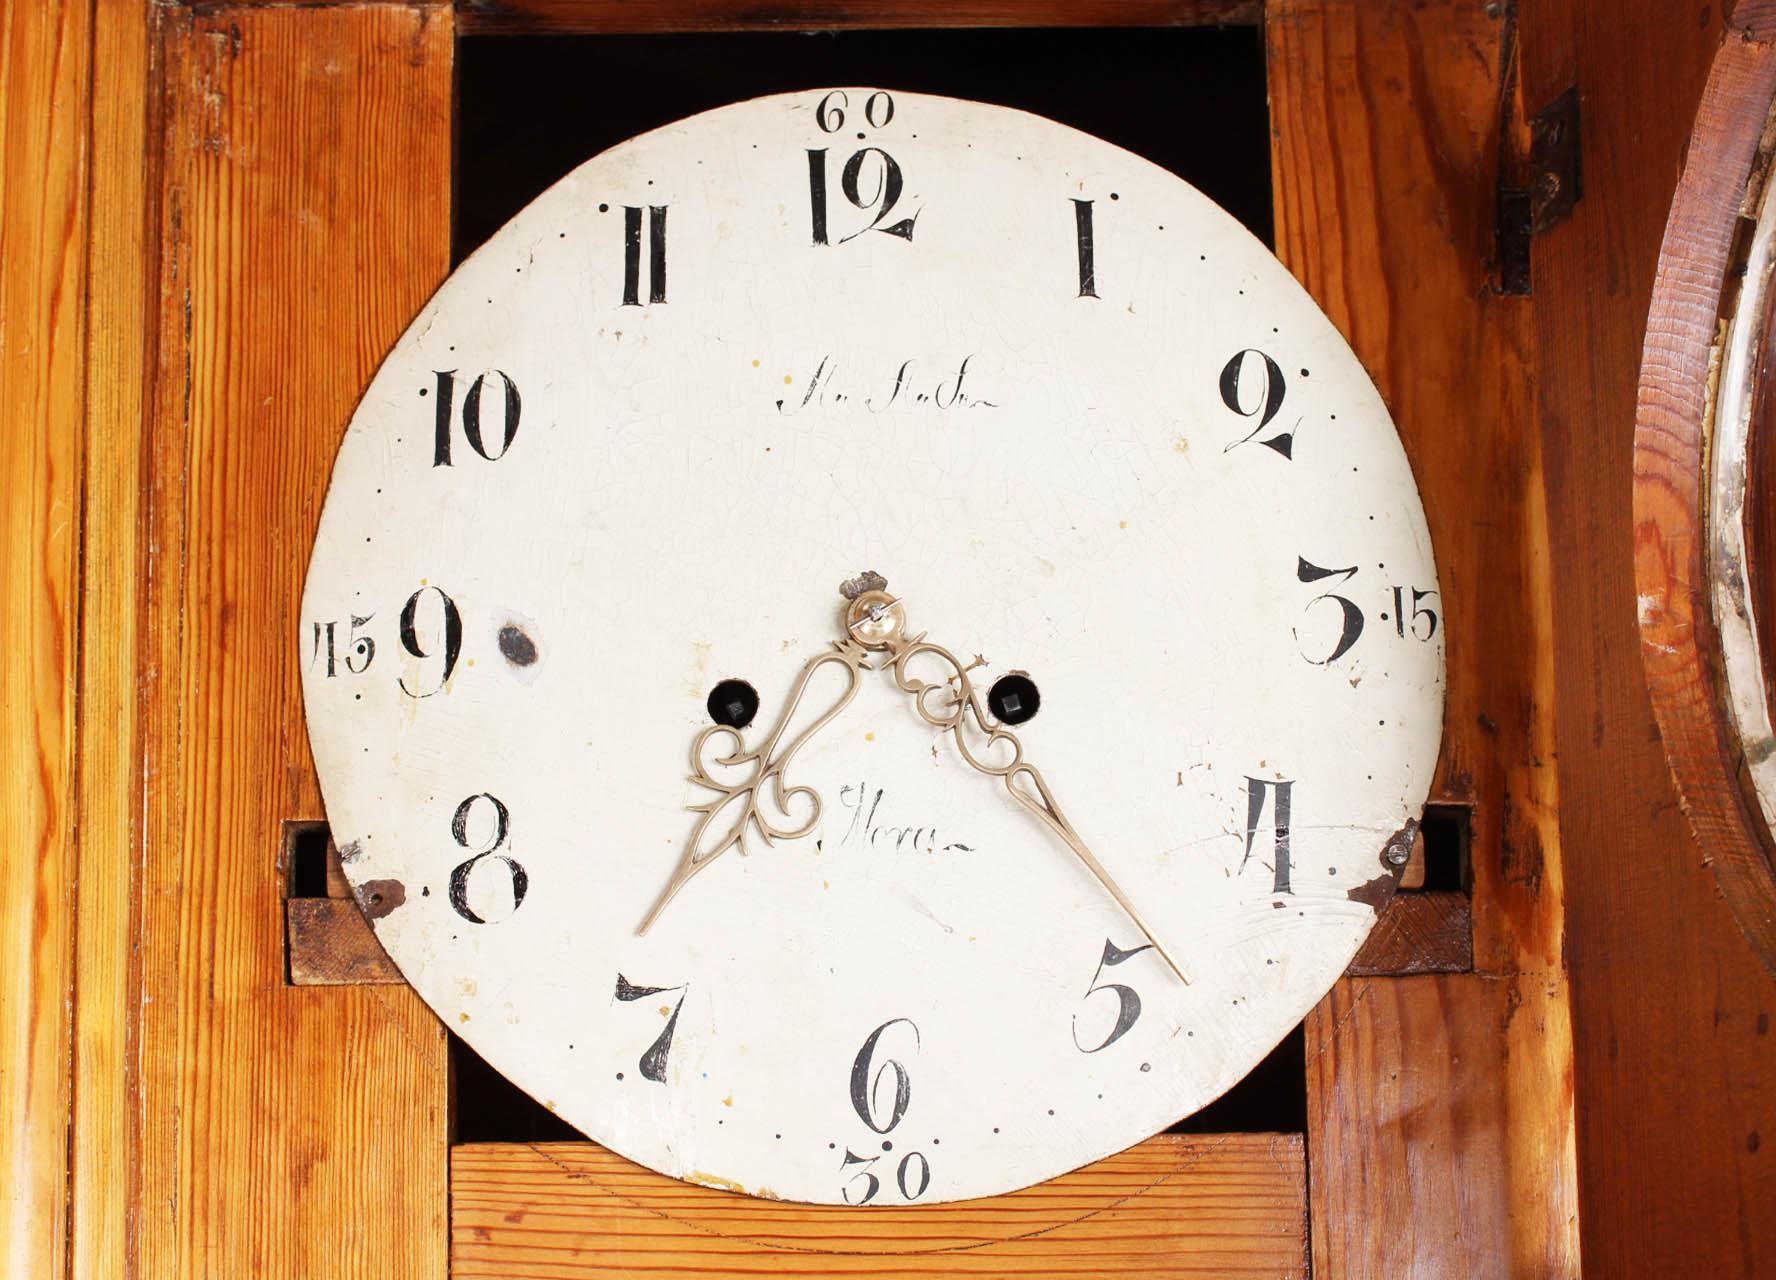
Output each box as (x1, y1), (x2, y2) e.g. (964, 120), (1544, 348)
(808, 149), (830, 245)
(1073, 198), (1098, 298)
(1240, 776), (1294, 895)
(622, 205), (667, 306)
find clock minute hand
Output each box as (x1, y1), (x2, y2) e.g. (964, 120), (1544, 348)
(844, 590), (1190, 986)
(1000, 764), (1191, 987)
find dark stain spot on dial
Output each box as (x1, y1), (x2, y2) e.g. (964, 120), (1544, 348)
(498, 623), (538, 668)
(1140, 1062), (1152, 1072)
(337, 839), (364, 866)
(356, 878), (406, 921)
(1348, 871), (1400, 913)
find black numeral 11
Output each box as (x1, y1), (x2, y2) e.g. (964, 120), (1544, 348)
(622, 205), (667, 306)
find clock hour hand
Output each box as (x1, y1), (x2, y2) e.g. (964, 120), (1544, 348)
(637, 639), (870, 936)
(844, 589), (1190, 986)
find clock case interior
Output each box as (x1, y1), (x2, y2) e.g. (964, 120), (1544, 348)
(408, 24), (1458, 1150)
(82, 0), (1707, 1272)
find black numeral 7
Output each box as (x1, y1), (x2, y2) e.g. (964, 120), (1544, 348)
(614, 974), (688, 1082)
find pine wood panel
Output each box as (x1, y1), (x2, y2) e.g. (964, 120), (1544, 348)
(1517, 0), (1776, 1271)
(451, 1136), (1307, 1278)
(1306, 976), (1574, 1277)
(0, 0), (91, 1273)
(1345, 892), (1472, 976)
(134, 7), (454, 1276)
(1267, 1), (1579, 1273)
(71, 1), (155, 1275)
(1631, 4), (1776, 975)
(455, 0), (1260, 36)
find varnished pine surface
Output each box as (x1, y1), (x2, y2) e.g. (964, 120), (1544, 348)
(455, 0), (1260, 36)
(1521, 0), (1776, 1271)
(71, 1), (154, 1275)
(452, 1135), (1307, 1278)
(133, 8), (455, 1276)
(0, 0), (90, 1274)
(1630, 1), (1776, 977)
(1267, 1), (1579, 1274)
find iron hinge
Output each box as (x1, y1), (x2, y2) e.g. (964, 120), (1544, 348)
(1497, 86), (1583, 295)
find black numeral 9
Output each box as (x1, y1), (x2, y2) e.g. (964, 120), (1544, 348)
(399, 585), (462, 697)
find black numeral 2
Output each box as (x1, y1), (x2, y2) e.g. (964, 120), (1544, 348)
(622, 205), (667, 306)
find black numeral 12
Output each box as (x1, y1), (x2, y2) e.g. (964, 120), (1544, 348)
(808, 148), (916, 245)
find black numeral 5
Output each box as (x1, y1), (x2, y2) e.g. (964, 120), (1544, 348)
(1073, 938), (1154, 1053)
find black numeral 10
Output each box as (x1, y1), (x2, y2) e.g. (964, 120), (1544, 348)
(432, 370), (520, 467)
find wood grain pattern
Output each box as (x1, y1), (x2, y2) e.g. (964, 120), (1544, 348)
(1306, 976), (1572, 1278)
(451, 1136), (1307, 1278)
(1267, 1), (1578, 1273)
(455, 0), (1259, 36)
(0, 0), (92, 1274)
(70, 1), (155, 1276)
(1518, 0), (1776, 1273)
(1346, 892), (1473, 976)
(1630, 5), (1776, 975)
(133, 8), (455, 1276)
(286, 899), (402, 985)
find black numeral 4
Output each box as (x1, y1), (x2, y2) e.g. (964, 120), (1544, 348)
(1239, 776), (1294, 896)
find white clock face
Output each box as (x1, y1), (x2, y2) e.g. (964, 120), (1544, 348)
(301, 89), (1443, 1205)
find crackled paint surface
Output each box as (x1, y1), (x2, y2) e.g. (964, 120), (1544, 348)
(301, 90), (1444, 1205)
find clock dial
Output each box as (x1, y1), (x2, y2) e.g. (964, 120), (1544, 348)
(301, 89), (1444, 1205)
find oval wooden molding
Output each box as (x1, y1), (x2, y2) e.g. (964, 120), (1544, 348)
(1634, 0), (1776, 978)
